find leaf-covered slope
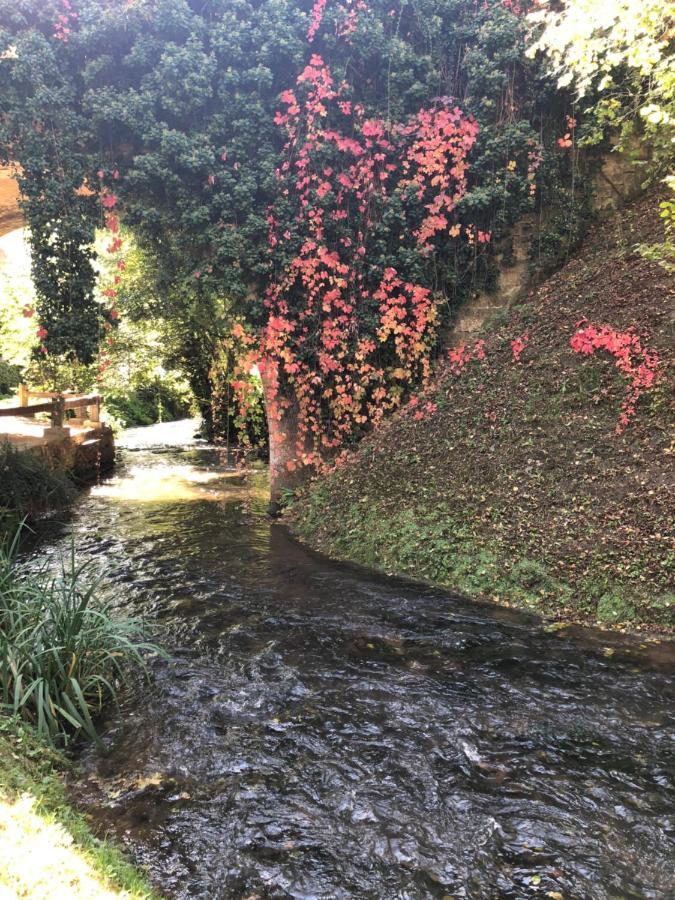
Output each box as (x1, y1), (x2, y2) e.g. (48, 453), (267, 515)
(291, 194), (674, 629)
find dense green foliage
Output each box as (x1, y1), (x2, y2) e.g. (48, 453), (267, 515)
(0, 228), (197, 427)
(0, 0), (582, 447)
(0, 525), (162, 746)
(0, 359), (20, 397)
(529, 0), (674, 169)
(0, 236), (35, 390)
(529, 0), (675, 270)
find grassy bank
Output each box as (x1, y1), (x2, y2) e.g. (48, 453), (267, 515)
(291, 195), (674, 631)
(0, 717), (156, 899)
(0, 528), (161, 897)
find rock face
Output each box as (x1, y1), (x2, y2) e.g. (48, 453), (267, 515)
(592, 136), (651, 215)
(0, 167), (22, 239)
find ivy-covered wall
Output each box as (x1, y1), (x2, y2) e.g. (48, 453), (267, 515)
(0, 0), (592, 467)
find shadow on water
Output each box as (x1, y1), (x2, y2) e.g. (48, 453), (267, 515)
(30, 420), (675, 899)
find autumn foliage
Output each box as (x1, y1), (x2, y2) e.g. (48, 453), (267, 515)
(232, 8), (482, 470)
(0, 0), (587, 464)
(569, 322), (661, 432)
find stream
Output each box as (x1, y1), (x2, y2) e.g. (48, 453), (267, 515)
(32, 420), (674, 899)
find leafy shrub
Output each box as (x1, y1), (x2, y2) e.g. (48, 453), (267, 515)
(0, 360), (21, 399)
(0, 527), (163, 747)
(103, 373), (194, 429)
(209, 344), (269, 452)
(22, 309), (196, 430)
(23, 354), (98, 395)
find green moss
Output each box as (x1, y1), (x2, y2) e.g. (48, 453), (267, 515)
(293, 481), (672, 628)
(295, 497), (570, 614)
(596, 592), (637, 624)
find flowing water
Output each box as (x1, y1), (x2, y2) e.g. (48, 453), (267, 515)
(32, 420), (674, 899)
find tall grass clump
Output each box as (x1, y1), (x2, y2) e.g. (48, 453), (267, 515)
(0, 526), (162, 747)
(0, 440), (74, 538)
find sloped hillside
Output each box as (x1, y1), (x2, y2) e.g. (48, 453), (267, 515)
(291, 194), (674, 629)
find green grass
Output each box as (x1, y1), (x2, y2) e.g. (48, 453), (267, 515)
(293, 490), (668, 626)
(0, 715), (157, 898)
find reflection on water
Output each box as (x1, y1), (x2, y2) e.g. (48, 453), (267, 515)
(92, 464), (248, 503)
(32, 420), (675, 899)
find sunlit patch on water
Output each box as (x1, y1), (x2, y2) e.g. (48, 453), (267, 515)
(91, 464), (247, 503)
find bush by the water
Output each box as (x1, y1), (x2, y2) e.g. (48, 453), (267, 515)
(0, 360), (21, 399)
(0, 441), (74, 537)
(103, 373), (194, 429)
(0, 527), (162, 746)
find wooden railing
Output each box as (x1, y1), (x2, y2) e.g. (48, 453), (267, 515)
(0, 385), (101, 429)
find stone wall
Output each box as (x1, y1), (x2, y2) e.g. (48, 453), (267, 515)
(34, 425), (115, 484)
(452, 214), (536, 342)
(591, 137), (650, 215)
(449, 140), (650, 346)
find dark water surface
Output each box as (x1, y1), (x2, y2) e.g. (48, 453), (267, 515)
(34, 421), (674, 899)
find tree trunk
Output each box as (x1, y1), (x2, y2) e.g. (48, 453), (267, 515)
(260, 366), (306, 506)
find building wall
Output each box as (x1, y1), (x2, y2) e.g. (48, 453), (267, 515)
(0, 167), (22, 239)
